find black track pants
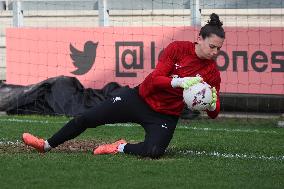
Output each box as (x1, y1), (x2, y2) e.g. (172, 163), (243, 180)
(47, 87), (178, 158)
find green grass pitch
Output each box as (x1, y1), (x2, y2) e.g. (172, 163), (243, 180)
(0, 115), (283, 189)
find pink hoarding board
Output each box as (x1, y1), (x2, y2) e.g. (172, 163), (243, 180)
(6, 27), (284, 94)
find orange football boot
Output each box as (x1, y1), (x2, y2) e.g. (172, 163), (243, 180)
(93, 139), (127, 155)
(22, 133), (45, 153)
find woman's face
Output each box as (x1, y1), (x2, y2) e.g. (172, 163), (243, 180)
(197, 34), (224, 60)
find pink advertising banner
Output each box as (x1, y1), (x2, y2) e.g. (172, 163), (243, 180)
(6, 27), (284, 94)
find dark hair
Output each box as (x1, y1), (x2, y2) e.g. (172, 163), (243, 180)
(199, 13), (225, 39)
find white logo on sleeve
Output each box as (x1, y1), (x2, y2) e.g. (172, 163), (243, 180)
(112, 97), (122, 103)
(174, 63), (182, 69)
(161, 123), (168, 129)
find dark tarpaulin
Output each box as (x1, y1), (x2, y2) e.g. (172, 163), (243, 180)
(2, 76), (281, 118)
(0, 76), (127, 116)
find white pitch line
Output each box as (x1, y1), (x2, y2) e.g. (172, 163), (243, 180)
(0, 118), (279, 134)
(178, 150), (284, 161)
(178, 126), (278, 134)
(0, 139), (22, 145)
(0, 118), (66, 124)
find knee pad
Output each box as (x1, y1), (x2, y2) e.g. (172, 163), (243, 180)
(145, 145), (165, 159)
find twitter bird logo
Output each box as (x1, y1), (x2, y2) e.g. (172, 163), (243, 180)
(70, 41), (98, 75)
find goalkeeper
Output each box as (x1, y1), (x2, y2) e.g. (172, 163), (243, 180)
(22, 13), (225, 159)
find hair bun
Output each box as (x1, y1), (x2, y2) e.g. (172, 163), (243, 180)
(208, 13), (223, 27)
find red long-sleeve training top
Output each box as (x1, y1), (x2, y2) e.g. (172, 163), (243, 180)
(138, 41), (221, 119)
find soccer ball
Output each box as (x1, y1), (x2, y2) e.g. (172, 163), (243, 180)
(183, 82), (213, 111)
